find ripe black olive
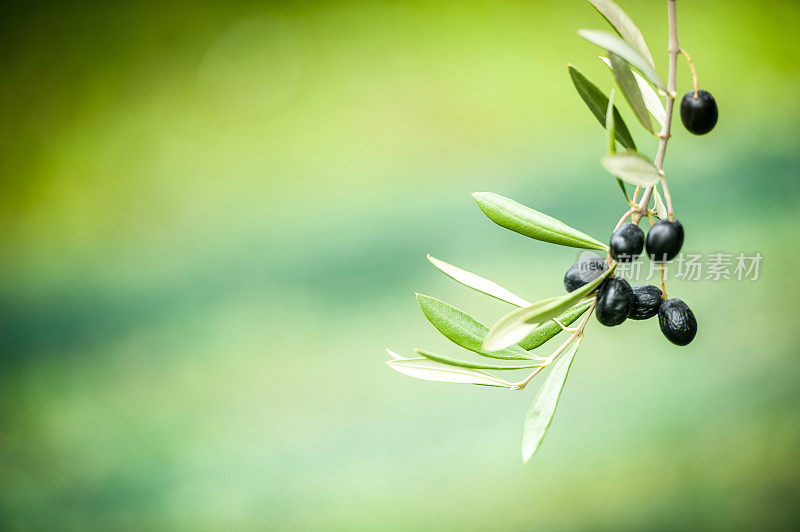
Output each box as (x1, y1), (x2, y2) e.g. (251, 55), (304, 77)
(595, 277), (633, 327)
(658, 298), (697, 345)
(646, 219), (684, 262)
(680, 90), (718, 135)
(563, 253), (608, 293)
(629, 284), (662, 320)
(609, 223), (644, 262)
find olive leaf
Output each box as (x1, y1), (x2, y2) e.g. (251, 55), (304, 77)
(482, 298), (562, 353)
(606, 88), (617, 153)
(416, 293), (538, 360)
(385, 350), (515, 388)
(601, 151), (661, 187)
(609, 53), (654, 133)
(414, 349), (544, 370)
(483, 267), (612, 352)
(426, 255), (531, 307)
(577, 29), (665, 90)
(600, 56), (665, 127)
(472, 192), (607, 251)
(615, 178), (630, 203)
(587, 0), (655, 67)
(518, 299), (592, 350)
(604, 92), (633, 202)
(568, 65), (636, 151)
(521, 336), (583, 463)
(653, 188), (668, 219)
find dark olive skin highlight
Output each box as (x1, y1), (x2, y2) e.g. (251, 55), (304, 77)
(563, 254), (608, 293)
(646, 219), (684, 262)
(610, 223), (644, 262)
(629, 284), (662, 320)
(658, 298), (697, 346)
(595, 277), (634, 327)
(680, 90), (718, 135)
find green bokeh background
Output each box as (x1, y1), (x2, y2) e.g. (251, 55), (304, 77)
(2, 0), (799, 529)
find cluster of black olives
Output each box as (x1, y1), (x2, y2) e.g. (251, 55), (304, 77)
(563, 219), (696, 346)
(559, 83), (714, 345)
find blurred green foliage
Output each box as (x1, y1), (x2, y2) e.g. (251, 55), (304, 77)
(1, 0), (799, 529)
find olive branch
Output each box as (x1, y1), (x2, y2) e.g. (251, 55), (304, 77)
(386, 0), (715, 463)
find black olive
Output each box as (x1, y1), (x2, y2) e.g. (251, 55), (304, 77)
(609, 223), (644, 262)
(646, 219), (684, 262)
(595, 277), (633, 326)
(680, 90), (718, 135)
(658, 298), (697, 346)
(629, 284), (662, 320)
(563, 253), (608, 293)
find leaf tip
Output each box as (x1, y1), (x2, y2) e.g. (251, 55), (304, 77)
(386, 348), (404, 361)
(471, 191), (490, 202)
(414, 292), (430, 306)
(521, 437), (537, 464)
(480, 337), (494, 352)
(481, 331), (508, 353)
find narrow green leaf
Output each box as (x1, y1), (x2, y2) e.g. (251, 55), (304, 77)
(588, 0), (655, 67)
(653, 188), (668, 219)
(385, 350), (515, 387)
(605, 91), (631, 204)
(472, 192), (607, 251)
(578, 29), (665, 90)
(414, 349), (543, 370)
(479, 297), (562, 354)
(615, 178), (630, 203)
(518, 300), (592, 350)
(609, 53), (654, 133)
(516, 273), (606, 327)
(426, 255), (531, 307)
(600, 56), (665, 126)
(568, 65), (636, 151)
(416, 293), (537, 360)
(484, 267), (612, 352)
(601, 151), (660, 187)
(521, 336), (582, 462)
(606, 88), (617, 153)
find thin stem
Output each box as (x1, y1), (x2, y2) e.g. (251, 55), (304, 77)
(632, 0), (679, 225)
(659, 174), (674, 220)
(513, 366), (545, 390)
(680, 48), (699, 97)
(552, 318), (579, 334)
(616, 208), (635, 230)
